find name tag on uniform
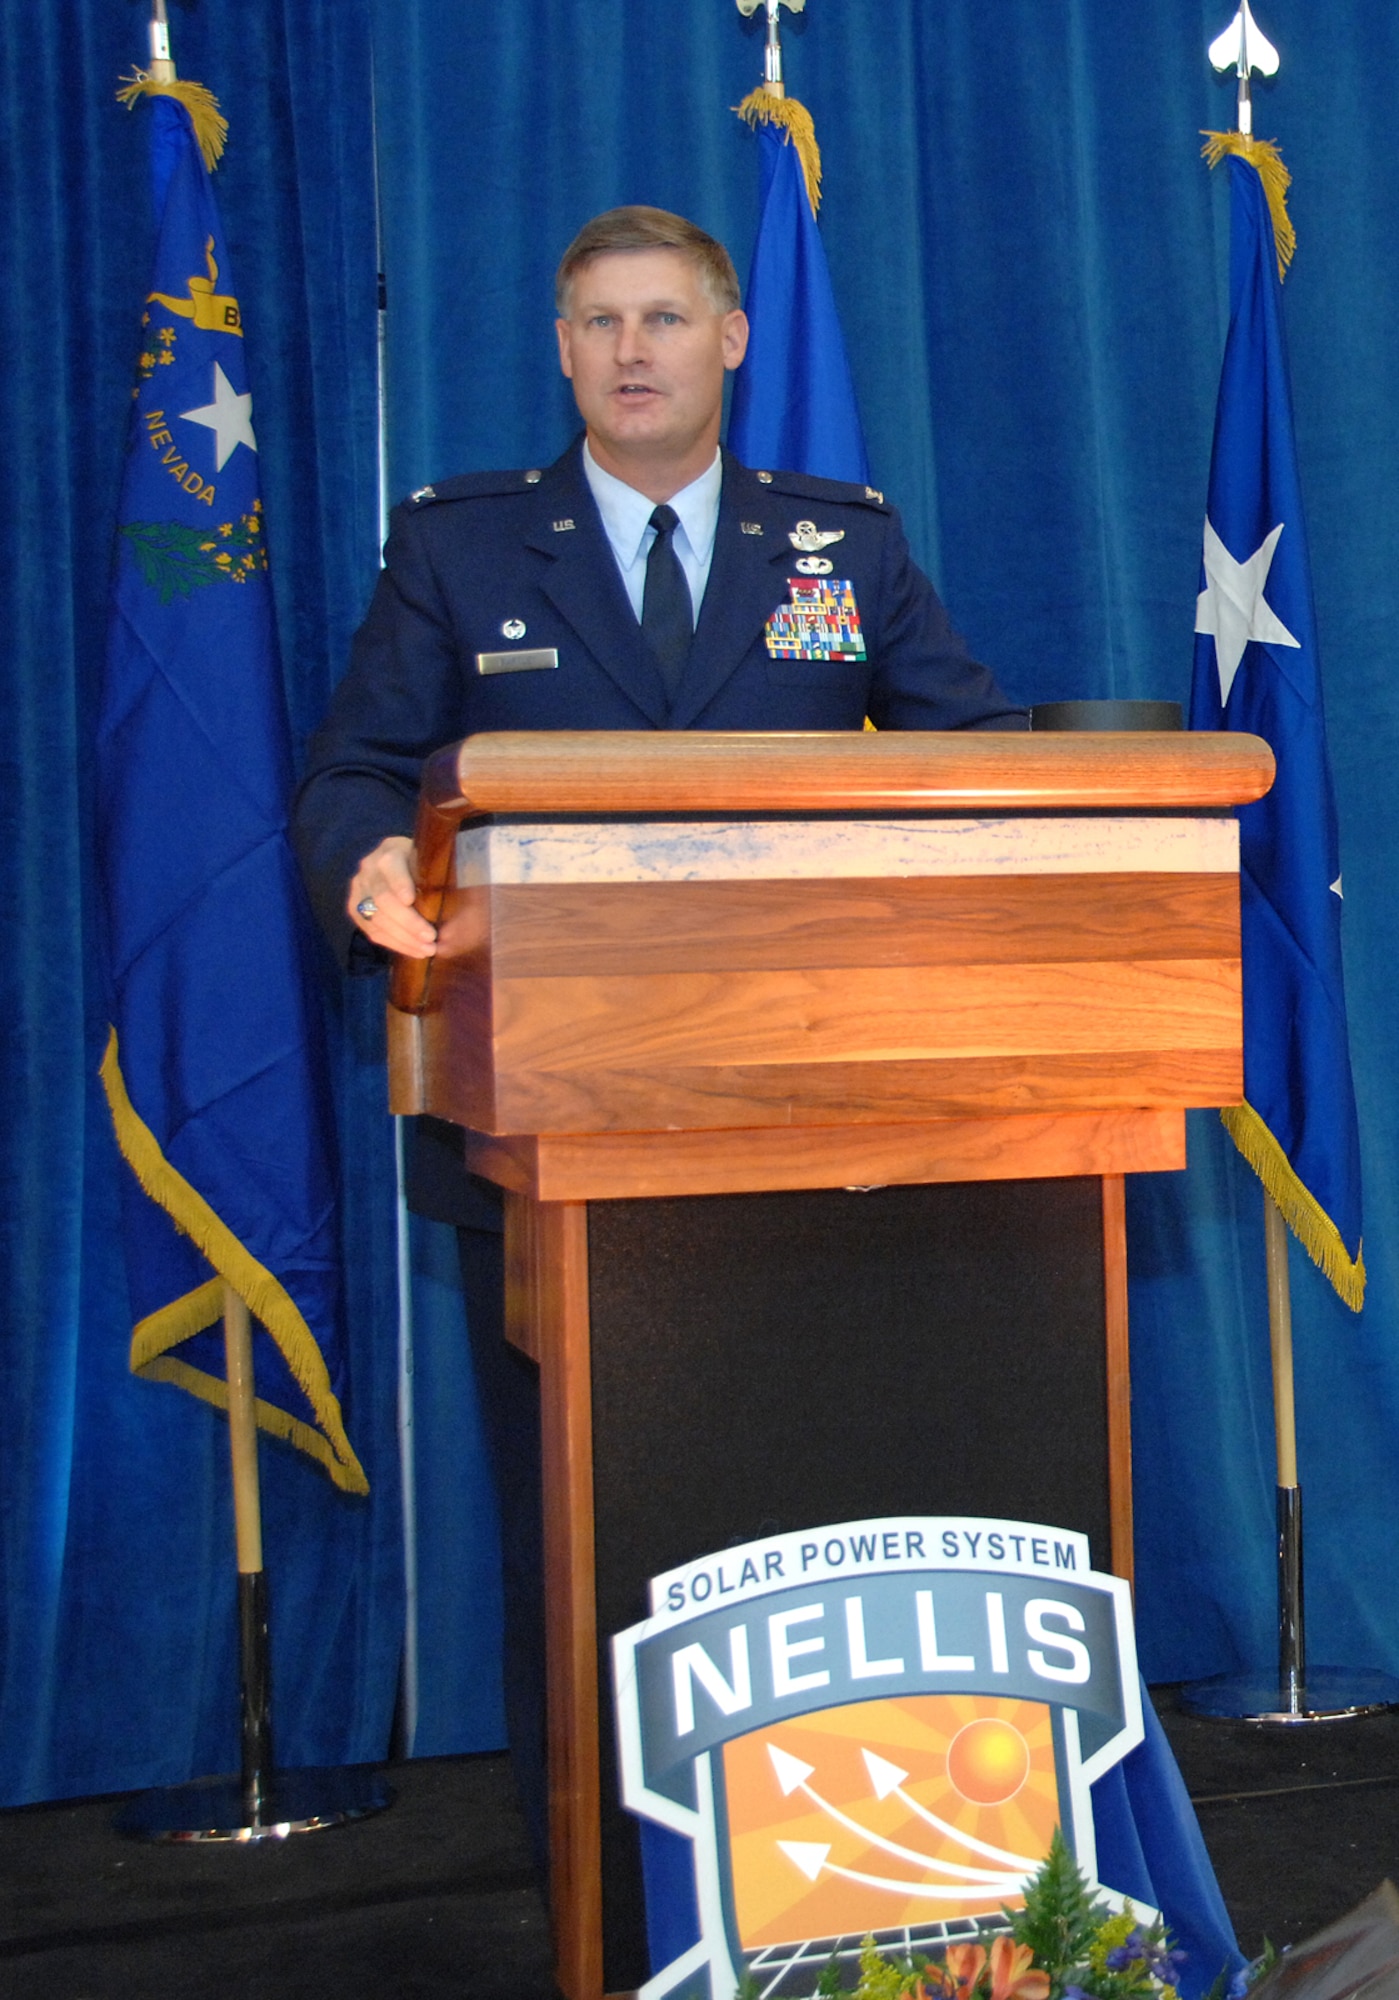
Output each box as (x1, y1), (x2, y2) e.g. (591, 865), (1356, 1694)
(764, 579), (867, 662)
(475, 647), (559, 676)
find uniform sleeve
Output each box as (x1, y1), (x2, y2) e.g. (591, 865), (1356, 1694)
(863, 507), (1027, 732)
(291, 505), (470, 968)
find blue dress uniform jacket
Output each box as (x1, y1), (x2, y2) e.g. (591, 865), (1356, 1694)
(292, 438), (1025, 968)
(290, 441), (1027, 1879)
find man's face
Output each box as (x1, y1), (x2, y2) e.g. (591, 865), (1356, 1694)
(556, 249), (748, 484)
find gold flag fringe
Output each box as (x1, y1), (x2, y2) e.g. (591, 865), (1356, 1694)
(1202, 131), (1295, 281)
(117, 70), (227, 172)
(735, 86), (822, 216)
(1221, 1099), (1366, 1311)
(101, 1028), (370, 1492)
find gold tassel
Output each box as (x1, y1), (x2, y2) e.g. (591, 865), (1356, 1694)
(735, 85), (823, 216)
(101, 1028), (370, 1493)
(1202, 130), (1296, 281)
(1221, 1100), (1366, 1311)
(117, 69), (228, 173)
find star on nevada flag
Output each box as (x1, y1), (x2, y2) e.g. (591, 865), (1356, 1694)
(180, 360), (257, 472)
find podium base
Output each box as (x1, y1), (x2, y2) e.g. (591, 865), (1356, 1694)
(1178, 1667), (1399, 1724)
(114, 1765), (392, 1841)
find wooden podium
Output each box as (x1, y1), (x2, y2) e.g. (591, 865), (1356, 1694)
(386, 730), (1272, 2000)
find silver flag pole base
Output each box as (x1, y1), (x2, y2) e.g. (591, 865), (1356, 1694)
(1178, 1667), (1399, 1725)
(114, 1765), (392, 1842)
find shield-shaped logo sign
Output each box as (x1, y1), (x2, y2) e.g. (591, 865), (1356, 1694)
(613, 1515), (1147, 1999)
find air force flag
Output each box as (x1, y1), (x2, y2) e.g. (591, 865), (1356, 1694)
(1189, 152), (1364, 1309)
(728, 114), (871, 485)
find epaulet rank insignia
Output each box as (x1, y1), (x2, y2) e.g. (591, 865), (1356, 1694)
(403, 468), (543, 508)
(754, 467), (890, 511)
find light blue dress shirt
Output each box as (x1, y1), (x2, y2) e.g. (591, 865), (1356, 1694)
(582, 442), (723, 629)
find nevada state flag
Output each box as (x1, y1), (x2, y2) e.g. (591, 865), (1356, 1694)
(97, 92), (366, 1488)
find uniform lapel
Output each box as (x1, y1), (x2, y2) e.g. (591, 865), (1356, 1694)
(525, 442), (670, 726)
(669, 453), (791, 729)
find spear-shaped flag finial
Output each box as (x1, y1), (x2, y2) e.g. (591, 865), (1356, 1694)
(1202, 3), (1293, 279)
(1208, 1), (1279, 137)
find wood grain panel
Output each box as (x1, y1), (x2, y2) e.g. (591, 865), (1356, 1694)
(485, 873), (1240, 978)
(533, 1201), (601, 2000)
(492, 958), (1240, 1070)
(1102, 1174), (1134, 1588)
(464, 1110), (1187, 1202)
(488, 1048), (1238, 1134)
(394, 731), (1272, 1014)
(414, 883), (498, 1127)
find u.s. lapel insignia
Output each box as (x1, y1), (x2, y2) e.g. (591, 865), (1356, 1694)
(765, 578), (867, 662)
(794, 555), (833, 575)
(788, 519), (846, 554)
(740, 520), (763, 536)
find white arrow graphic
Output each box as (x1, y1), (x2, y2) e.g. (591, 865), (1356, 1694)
(861, 1750), (1040, 1872)
(767, 1745), (1031, 1885)
(776, 1839), (1023, 1900)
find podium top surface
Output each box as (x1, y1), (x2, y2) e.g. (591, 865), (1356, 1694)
(417, 728), (1274, 822)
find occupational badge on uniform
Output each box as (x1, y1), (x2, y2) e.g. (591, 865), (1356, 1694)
(794, 555), (834, 576)
(501, 618), (527, 639)
(788, 519), (846, 553)
(765, 579), (866, 662)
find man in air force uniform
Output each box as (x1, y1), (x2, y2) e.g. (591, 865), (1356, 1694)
(293, 204), (1024, 971)
(291, 203), (1026, 1876)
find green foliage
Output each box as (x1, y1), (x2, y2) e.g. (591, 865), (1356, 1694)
(817, 1954), (850, 1994)
(1006, 1827), (1111, 1986)
(854, 1831), (1187, 2000)
(855, 1932), (920, 2000)
(120, 515), (267, 605)
(121, 520), (227, 603)
(733, 1975), (763, 2000)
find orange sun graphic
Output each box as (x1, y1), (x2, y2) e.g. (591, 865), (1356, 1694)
(722, 1694), (1060, 1950)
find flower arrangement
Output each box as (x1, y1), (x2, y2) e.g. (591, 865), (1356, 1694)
(734, 1829), (1189, 2000)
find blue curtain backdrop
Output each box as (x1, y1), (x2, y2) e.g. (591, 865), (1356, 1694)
(10, 0), (1399, 1806)
(371, 0), (1399, 1692)
(0, 0), (403, 1801)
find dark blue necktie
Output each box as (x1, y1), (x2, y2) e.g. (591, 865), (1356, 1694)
(641, 503), (693, 696)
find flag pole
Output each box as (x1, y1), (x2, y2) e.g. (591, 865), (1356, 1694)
(223, 1286), (273, 1820)
(111, 1), (391, 1837)
(1178, 7), (1398, 1725)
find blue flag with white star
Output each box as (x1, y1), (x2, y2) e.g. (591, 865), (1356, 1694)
(1189, 151), (1364, 1308)
(728, 116), (871, 483)
(97, 91), (366, 1488)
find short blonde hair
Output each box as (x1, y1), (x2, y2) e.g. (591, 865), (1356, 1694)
(555, 206), (741, 316)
